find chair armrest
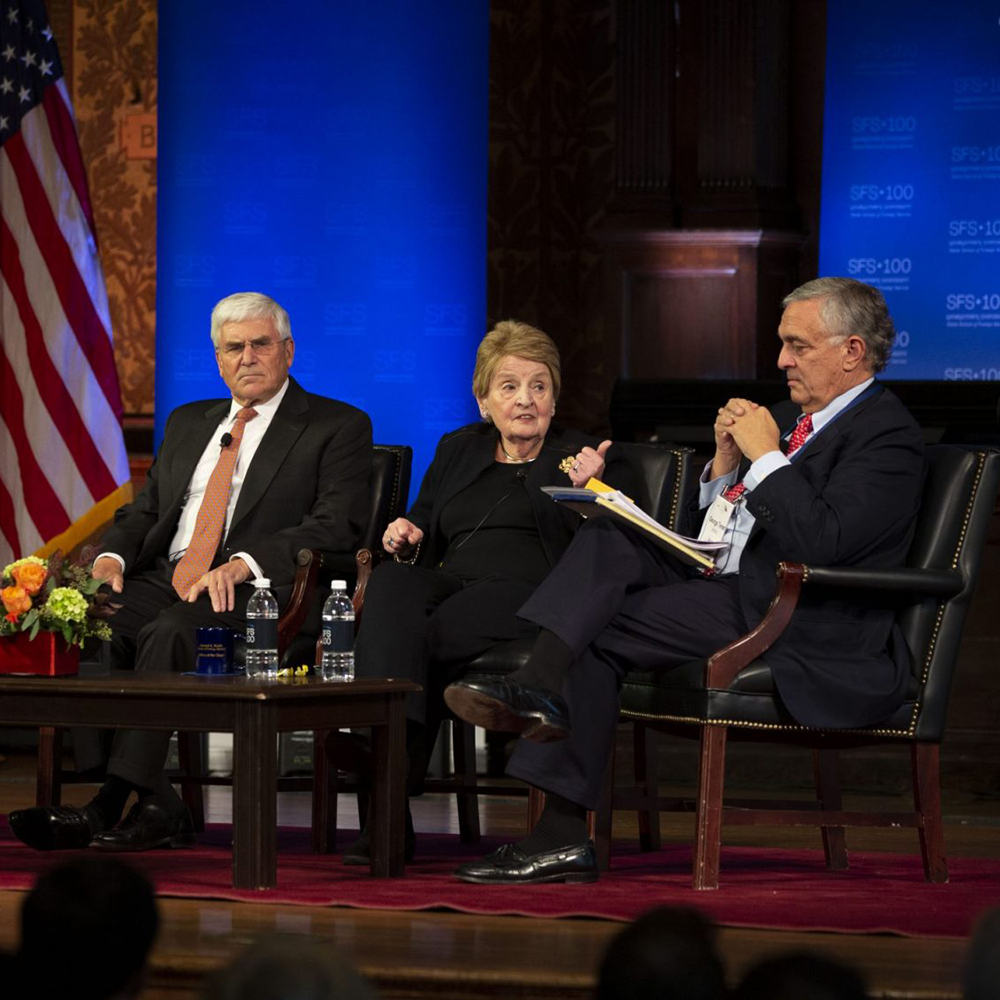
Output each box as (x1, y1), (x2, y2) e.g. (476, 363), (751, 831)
(703, 559), (965, 690)
(802, 565), (963, 598)
(277, 548), (321, 656)
(704, 563), (805, 689)
(352, 548), (378, 623)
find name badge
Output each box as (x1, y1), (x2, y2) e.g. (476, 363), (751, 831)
(698, 494), (736, 543)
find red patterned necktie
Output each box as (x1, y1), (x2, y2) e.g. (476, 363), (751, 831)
(721, 412), (814, 503)
(171, 407), (258, 598)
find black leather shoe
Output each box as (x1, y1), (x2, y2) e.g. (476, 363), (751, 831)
(8, 805), (101, 851)
(343, 805), (415, 865)
(454, 840), (598, 884)
(444, 675), (571, 742)
(89, 800), (196, 852)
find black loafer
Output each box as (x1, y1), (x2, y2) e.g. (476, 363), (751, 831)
(454, 840), (598, 884)
(443, 676), (571, 742)
(89, 800), (196, 852)
(8, 805), (101, 851)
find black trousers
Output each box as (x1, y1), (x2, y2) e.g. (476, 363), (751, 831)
(507, 518), (749, 810)
(94, 558), (255, 789)
(353, 560), (540, 792)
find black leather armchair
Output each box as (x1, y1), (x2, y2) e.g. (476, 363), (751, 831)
(598, 445), (1000, 888)
(345, 443), (696, 844)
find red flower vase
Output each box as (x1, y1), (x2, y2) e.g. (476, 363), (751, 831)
(0, 632), (80, 676)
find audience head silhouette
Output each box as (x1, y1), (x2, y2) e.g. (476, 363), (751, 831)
(596, 906), (726, 1000)
(733, 951), (867, 1000)
(964, 906), (1000, 1000)
(202, 936), (376, 1000)
(15, 855), (158, 1000)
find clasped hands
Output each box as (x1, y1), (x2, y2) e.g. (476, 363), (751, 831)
(92, 556), (252, 612)
(712, 398), (781, 478)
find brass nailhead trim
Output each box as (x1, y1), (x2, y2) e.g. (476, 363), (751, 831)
(619, 707), (913, 738)
(622, 448), (991, 741)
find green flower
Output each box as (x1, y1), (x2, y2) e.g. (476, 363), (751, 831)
(44, 587), (88, 623)
(3, 555), (46, 579)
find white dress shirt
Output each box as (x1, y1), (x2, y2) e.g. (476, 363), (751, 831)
(100, 378), (291, 582)
(699, 378), (875, 575)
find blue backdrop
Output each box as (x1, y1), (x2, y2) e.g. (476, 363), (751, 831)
(820, 1), (1000, 382)
(156, 1), (488, 499)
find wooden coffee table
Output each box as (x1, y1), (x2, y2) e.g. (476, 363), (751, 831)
(0, 672), (419, 889)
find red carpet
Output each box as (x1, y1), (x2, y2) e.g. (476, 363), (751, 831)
(2, 820), (998, 938)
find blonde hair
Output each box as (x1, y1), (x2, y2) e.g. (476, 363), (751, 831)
(472, 320), (561, 402)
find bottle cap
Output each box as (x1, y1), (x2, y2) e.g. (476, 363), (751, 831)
(254, 578), (271, 587)
(330, 580), (347, 590)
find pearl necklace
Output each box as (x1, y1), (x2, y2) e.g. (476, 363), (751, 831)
(501, 445), (538, 463)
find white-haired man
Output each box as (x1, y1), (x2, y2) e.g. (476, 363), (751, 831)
(12, 292), (372, 853)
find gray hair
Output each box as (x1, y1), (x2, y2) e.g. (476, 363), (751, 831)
(210, 292), (292, 348)
(782, 278), (895, 373)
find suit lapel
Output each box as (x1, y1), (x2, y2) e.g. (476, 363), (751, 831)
(228, 379), (308, 534)
(789, 382), (884, 465)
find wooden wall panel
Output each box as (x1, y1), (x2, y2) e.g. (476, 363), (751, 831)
(601, 230), (805, 383)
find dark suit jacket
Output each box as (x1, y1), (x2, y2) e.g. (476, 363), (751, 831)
(407, 423), (637, 570)
(688, 384), (925, 728)
(101, 377), (373, 591)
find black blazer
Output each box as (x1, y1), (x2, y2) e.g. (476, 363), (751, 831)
(407, 423), (636, 571)
(101, 377), (373, 589)
(689, 384), (925, 729)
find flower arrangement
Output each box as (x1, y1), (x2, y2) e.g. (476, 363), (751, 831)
(1, 552), (115, 648)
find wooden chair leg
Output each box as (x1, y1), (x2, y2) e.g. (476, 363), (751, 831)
(176, 732), (206, 833)
(36, 726), (63, 807)
(451, 720), (482, 844)
(912, 742), (948, 883)
(312, 729), (339, 853)
(813, 747), (848, 870)
(692, 724), (727, 890)
(527, 786), (545, 831)
(634, 721), (662, 852)
(593, 736), (616, 871)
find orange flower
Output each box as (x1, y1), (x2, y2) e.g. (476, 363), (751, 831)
(12, 561), (47, 596)
(1, 585), (32, 622)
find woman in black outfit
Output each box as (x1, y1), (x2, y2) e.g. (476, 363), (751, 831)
(348, 320), (633, 862)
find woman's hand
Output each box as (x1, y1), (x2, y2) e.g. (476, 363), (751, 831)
(383, 517), (423, 557)
(567, 440), (612, 487)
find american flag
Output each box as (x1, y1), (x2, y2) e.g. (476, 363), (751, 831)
(0, 0), (130, 565)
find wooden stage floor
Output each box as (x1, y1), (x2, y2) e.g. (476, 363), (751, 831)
(1, 749), (996, 999)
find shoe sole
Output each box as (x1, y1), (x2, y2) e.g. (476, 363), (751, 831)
(454, 869), (599, 885)
(445, 687), (570, 743)
(90, 832), (196, 852)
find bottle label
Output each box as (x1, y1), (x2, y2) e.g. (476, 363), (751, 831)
(322, 620), (354, 653)
(246, 618), (278, 650)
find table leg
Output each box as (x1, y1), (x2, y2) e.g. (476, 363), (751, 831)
(232, 700), (277, 889)
(368, 693), (406, 877)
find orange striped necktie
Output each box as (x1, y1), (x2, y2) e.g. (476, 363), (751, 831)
(171, 406), (258, 599)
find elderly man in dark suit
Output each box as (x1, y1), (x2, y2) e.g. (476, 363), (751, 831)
(11, 291), (372, 853)
(445, 277), (925, 884)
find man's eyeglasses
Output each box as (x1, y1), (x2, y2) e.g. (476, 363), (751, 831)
(219, 338), (287, 358)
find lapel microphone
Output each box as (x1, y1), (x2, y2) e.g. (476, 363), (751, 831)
(219, 431), (233, 448)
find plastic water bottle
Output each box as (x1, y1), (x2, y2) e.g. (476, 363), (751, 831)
(320, 580), (355, 681)
(245, 578), (279, 678)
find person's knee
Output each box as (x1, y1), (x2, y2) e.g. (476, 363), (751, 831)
(134, 604), (192, 672)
